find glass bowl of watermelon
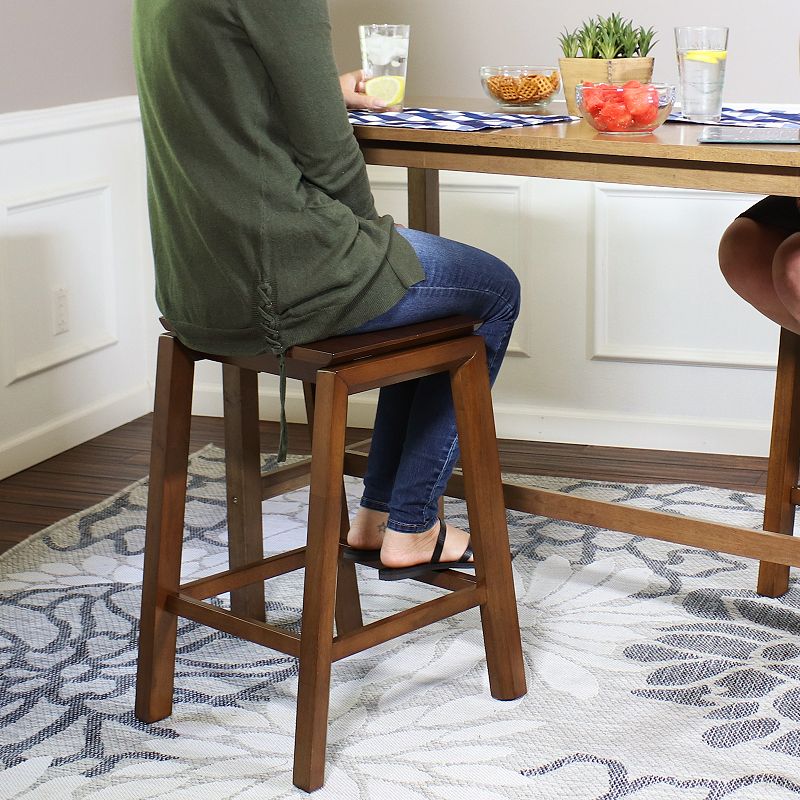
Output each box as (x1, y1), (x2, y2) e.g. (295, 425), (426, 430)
(575, 81), (676, 134)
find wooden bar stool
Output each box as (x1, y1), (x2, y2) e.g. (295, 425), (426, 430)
(758, 327), (800, 597)
(135, 315), (527, 792)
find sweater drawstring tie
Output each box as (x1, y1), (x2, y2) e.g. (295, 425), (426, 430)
(277, 352), (288, 463)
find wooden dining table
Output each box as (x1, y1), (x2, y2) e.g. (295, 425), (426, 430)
(351, 97), (800, 598)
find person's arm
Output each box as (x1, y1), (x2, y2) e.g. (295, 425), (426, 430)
(235, 0), (380, 220)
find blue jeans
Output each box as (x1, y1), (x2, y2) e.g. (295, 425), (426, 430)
(348, 228), (520, 533)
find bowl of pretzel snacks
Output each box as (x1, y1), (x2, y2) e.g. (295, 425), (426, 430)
(480, 65), (561, 111)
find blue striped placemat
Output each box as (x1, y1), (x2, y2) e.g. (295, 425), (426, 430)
(667, 107), (800, 127)
(350, 105), (800, 131)
(349, 107), (576, 132)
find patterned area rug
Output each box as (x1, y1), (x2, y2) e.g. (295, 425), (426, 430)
(2, 445), (800, 799)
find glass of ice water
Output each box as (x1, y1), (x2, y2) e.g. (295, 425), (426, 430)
(675, 26), (729, 122)
(358, 24), (410, 110)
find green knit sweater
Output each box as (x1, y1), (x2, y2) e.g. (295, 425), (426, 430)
(132, 0), (423, 358)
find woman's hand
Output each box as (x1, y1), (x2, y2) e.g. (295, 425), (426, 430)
(339, 70), (387, 111)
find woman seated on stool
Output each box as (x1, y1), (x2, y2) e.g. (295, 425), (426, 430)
(132, 0), (520, 581)
(718, 196), (800, 332)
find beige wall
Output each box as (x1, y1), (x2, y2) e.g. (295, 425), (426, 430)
(2, 1), (796, 114)
(329, 1), (800, 104)
(0, 0), (136, 113)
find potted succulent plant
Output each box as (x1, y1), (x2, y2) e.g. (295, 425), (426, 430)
(558, 13), (657, 115)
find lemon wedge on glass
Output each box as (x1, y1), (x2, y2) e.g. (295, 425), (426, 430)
(364, 75), (406, 107)
(684, 49), (727, 63)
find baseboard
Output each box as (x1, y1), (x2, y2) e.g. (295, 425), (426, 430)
(491, 401), (771, 458)
(189, 384), (771, 458)
(0, 385), (152, 481)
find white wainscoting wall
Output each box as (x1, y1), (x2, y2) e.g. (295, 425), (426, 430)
(0, 97), (780, 480)
(0, 97), (157, 480)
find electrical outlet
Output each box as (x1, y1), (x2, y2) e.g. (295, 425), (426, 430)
(52, 287), (69, 335)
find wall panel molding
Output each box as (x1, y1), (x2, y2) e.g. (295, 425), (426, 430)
(0, 96), (151, 479)
(368, 166), (533, 357)
(0, 96), (140, 144)
(2, 182), (119, 385)
(590, 183), (777, 370)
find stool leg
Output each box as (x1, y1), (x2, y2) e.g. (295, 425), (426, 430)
(136, 335), (195, 722)
(451, 342), (527, 700)
(758, 328), (800, 597)
(223, 365), (266, 620)
(334, 488), (364, 634)
(303, 383), (363, 635)
(294, 371), (349, 791)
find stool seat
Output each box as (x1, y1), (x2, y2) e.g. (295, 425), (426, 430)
(161, 315), (479, 380)
(137, 315), (526, 791)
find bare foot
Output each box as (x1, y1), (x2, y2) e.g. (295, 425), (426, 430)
(347, 507), (388, 551)
(380, 519), (473, 569)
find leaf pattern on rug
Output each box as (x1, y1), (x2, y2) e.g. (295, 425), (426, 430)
(1, 445), (800, 799)
(624, 585), (800, 758)
(516, 555), (681, 699)
(521, 752), (800, 799)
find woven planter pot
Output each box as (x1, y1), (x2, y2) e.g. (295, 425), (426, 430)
(558, 56), (654, 115)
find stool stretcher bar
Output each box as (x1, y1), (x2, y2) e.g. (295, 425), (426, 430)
(346, 449), (800, 571)
(165, 582), (485, 664)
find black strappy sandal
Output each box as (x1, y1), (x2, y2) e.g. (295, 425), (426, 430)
(341, 545), (382, 565)
(377, 518), (474, 582)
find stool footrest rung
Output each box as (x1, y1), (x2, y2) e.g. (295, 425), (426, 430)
(166, 594), (302, 657)
(343, 451), (368, 479)
(331, 585), (486, 662)
(180, 547), (307, 600)
(346, 438), (373, 455)
(261, 459), (313, 499)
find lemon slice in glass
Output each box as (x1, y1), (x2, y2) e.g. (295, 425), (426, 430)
(364, 75), (406, 107)
(684, 49), (727, 63)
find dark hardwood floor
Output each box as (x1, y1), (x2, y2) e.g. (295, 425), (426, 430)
(0, 414), (769, 555)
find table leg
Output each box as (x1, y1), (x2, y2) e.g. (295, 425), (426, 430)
(758, 327), (800, 597)
(408, 168), (440, 234)
(409, 166), (443, 520)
